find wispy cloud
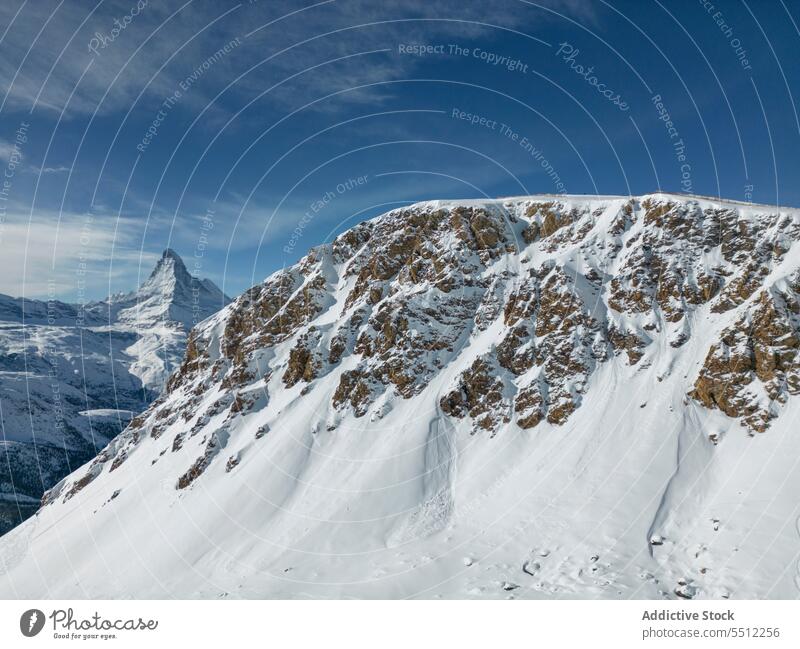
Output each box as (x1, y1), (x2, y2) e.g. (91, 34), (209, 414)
(26, 164), (70, 175)
(0, 138), (21, 163)
(228, 0), (595, 114)
(0, 0), (244, 116)
(0, 0), (601, 299)
(0, 0), (597, 117)
(0, 202), (156, 299)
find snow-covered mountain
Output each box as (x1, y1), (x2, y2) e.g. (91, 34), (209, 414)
(0, 250), (229, 534)
(1, 193), (799, 599)
(93, 248), (230, 390)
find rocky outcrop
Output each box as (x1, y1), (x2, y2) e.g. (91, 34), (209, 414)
(36, 194), (800, 514)
(440, 357), (509, 433)
(691, 281), (800, 432)
(283, 330), (322, 387)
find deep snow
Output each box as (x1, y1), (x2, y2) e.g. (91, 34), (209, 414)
(1, 194), (799, 599)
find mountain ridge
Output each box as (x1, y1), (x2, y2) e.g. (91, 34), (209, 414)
(2, 194), (800, 599)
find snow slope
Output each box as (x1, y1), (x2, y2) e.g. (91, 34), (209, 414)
(0, 250), (228, 534)
(1, 194), (799, 599)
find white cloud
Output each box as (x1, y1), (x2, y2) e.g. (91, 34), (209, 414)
(0, 204), (157, 299)
(0, 139), (21, 163)
(27, 164), (70, 175)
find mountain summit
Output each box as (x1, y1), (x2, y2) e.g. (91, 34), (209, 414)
(104, 248), (228, 333)
(143, 247), (195, 295)
(0, 250), (229, 534)
(83, 249), (230, 389)
(2, 194), (800, 599)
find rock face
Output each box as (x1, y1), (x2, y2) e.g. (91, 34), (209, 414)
(0, 250), (228, 534)
(691, 282), (800, 432)
(3, 193), (800, 599)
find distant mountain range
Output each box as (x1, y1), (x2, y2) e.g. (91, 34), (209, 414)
(2, 193), (798, 599)
(0, 249), (229, 534)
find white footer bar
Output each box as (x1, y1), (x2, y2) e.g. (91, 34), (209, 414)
(1, 600), (797, 648)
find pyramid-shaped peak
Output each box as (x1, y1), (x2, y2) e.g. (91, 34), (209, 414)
(147, 248), (190, 282)
(161, 247), (182, 260)
(118, 248), (229, 330)
(156, 248), (188, 269)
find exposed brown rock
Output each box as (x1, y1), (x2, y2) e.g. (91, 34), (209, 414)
(283, 336), (319, 387)
(691, 287), (800, 432)
(440, 357), (507, 432)
(332, 370), (373, 417)
(608, 326), (645, 365)
(176, 433), (222, 489)
(515, 385), (545, 429)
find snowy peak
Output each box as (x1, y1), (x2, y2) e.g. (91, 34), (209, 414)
(7, 193), (800, 598)
(138, 248), (197, 294)
(142, 247), (193, 290)
(112, 249), (229, 331)
(92, 193), (800, 444)
(102, 249), (230, 390)
(161, 247), (184, 262)
(0, 248), (231, 535)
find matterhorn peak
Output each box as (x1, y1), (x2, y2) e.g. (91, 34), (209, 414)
(104, 249), (230, 389)
(157, 247), (187, 270)
(117, 249), (228, 328)
(0, 248), (231, 536)
(143, 247), (192, 287)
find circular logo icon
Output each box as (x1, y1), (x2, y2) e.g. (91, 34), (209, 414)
(20, 609), (45, 637)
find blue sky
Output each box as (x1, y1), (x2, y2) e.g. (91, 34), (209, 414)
(1, 0), (799, 300)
